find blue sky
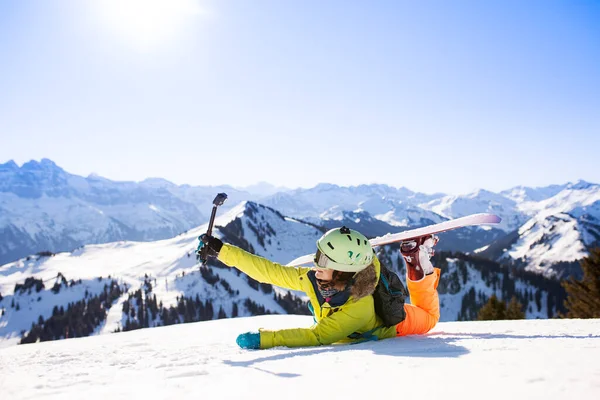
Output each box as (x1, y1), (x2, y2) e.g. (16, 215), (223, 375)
(0, 0), (598, 194)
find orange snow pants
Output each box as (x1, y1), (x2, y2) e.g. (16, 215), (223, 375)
(395, 268), (441, 336)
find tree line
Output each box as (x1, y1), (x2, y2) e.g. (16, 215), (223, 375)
(431, 251), (568, 320)
(453, 248), (600, 321)
(20, 278), (125, 344)
(16, 246), (596, 344)
(118, 270), (310, 332)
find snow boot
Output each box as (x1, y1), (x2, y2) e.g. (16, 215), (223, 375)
(400, 235), (438, 281)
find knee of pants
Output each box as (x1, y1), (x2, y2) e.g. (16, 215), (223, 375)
(396, 304), (439, 336)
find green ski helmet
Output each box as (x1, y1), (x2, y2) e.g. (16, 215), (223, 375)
(314, 226), (374, 273)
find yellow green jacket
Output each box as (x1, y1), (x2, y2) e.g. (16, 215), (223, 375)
(218, 243), (398, 349)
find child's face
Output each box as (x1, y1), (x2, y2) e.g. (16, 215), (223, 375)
(313, 267), (334, 281)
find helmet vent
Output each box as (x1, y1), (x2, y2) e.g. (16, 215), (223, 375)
(317, 226), (371, 272)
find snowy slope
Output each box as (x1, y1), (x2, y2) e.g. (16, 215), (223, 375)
(0, 201), (322, 347)
(483, 181), (600, 278)
(2, 157), (597, 291)
(1, 198), (570, 347)
(500, 183), (568, 203)
(0, 315), (598, 400)
(355, 197), (445, 227)
(261, 183), (445, 221)
(420, 189), (526, 232)
(515, 180), (600, 217)
(504, 214), (590, 278)
(235, 181), (291, 197)
(376, 246), (565, 321)
(0, 160), (207, 265)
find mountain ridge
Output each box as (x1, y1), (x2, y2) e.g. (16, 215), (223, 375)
(1, 159), (598, 278)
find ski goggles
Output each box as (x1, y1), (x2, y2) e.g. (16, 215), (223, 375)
(313, 248), (333, 269)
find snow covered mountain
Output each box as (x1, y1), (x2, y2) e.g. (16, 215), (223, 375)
(138, 178), (254, 219)
(420, 189), (527, 232)
(235, 181), (291, 197)
(0, 160), (496, 267)
(2, 159), (597, 280)
(0, 199), (567, 348)
(261, 183), (446, 223)
(2, 315), (598, 400)
(377, 246), (566, 321)
(0, 159), (252, 265)
(479, 181), (600, 278)
(0, 200), (322, 347)
(500, 183), (568, 203)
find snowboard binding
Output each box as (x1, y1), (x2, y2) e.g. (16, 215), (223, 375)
(400, 235), (439, 281)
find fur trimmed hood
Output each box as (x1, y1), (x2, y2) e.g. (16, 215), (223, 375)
(350, 262), (378, 300)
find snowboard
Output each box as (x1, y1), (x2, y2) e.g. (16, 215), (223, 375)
(287, 213), (502, 267)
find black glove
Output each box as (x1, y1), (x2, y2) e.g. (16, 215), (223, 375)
(196, 234), (224, 262)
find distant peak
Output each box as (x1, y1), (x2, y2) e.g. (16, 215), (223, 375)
(568, 179), (596, 190)
(314, 183), (340, 190)
(21, 158), (65, 173)
(356, 183), (392, 189)
(0, 160), (18, 170)
(141, 177), (176, 187)
(467, 188), (495, 198)
(242, 200), (287, 220)
(21, 160), (38, 169)
(40, 158), (57, 166)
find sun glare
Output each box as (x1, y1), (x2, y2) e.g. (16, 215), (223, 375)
(92, 0), (201, 50)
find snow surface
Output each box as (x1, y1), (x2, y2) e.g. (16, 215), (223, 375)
(420, 189), (525, 232)
(0, 315), (598, 400)
(506, 214), (588, 275)
(500, 184), (568, 204)
(262, 184), (444, 222)
(514, 181), (600, 216)
(486, 182), (600, 274)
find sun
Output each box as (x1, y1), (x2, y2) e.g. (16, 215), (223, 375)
(91, 0), (202, 50)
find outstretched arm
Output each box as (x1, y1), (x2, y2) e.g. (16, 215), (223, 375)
(258, 298), (373, 348)
(218, 244), (307, 292)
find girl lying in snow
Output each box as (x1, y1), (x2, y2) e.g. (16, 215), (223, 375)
(197, 226), (440, 349)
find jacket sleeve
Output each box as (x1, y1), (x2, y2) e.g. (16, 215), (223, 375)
(259, 297), (373, 348)
(217, 244), (306, 291)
